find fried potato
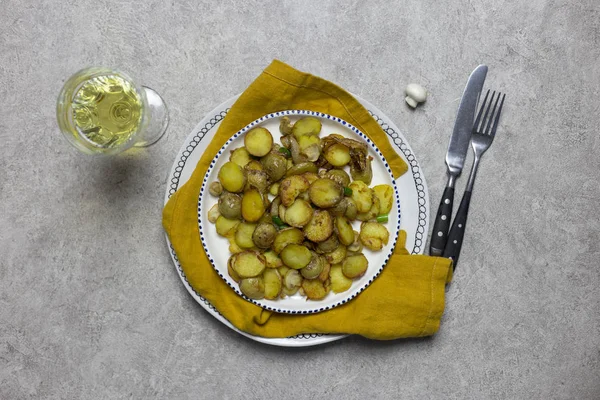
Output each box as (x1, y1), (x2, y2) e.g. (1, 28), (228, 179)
(301, 279), (327, 300)
(308, 178), (343, 208)
(218, 161), (246, 193)
(273, 228), (305, 254)
(324, 143), (351, 167)
(342, 254), (368, 279)
(359, 222), (390, 251)
(279, 175), (310, 206)
(335, 216), (355, 246)
(241, 189), (266, 222)
(348, 181), (372, 213)
(235, 222), (257, 249)
(215, 216), (240, 237)
(373, 184), (394, 214)
(292, 117), (322, 139)
(330, 264), (352, 293)
(284, 199), (314, 228)
(231, 251), (266, 278)
(304, 210), (333, 242)
(245, 127), (273, 157)
(263, 269), (282, 300)
(230, 147), (252, 167)
(239, 277), (265, 299)
(280, 244), (312, 269)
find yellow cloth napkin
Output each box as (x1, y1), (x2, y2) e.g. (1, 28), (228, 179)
(163, 60), (452, 339)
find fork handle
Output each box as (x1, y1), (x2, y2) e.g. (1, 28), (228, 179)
(442, 190), (472, 269)
(429, 186), (454, 256)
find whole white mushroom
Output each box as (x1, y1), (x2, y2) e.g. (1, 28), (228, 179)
(405, 83), (427, 108)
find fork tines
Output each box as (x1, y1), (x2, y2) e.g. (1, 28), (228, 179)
(474, 90), (506, 136)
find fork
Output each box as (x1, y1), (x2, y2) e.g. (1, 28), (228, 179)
(442, 90), (506, 269)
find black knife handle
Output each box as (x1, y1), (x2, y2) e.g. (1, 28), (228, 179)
(429, 186), (454, 256)
(442, 190), (472, 269)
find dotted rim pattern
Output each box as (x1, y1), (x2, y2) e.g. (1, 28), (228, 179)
(197, 110), (401, 315)
(167, 108), (428, 340)
(370, 112), (427, 255)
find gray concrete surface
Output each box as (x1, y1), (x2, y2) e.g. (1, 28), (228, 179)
(1, 0), (599, 398)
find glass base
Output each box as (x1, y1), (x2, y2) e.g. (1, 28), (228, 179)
(135, 86), (169, 147)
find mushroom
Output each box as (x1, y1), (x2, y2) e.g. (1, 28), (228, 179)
(405, 83), (427, 108)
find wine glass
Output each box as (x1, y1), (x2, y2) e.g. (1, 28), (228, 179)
(56, 67), (169, 155)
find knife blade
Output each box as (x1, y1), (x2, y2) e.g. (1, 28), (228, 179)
(429, 65), (487, 256)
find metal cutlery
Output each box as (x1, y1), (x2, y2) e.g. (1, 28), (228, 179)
(443, 90), (506, 268)
(429, 65), (488, 256)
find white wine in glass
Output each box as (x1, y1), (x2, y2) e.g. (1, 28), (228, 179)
(57, 67), (169, 155)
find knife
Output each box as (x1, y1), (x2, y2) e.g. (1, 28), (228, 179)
(429, 65), (488, 256)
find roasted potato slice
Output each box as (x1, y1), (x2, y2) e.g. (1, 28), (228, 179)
(317, 260), (331, 282)
(245, 160), (264, 171)
(227, 234), (244, 254)
(359, 222), (390, 251)
(279, 116), (294, 135)
(283, 269), (302, 294)
(252, 222), (277, 249)
(344, 198), (358, 220)
(273, 228), (305, 254)
(277, 265), (290, 277)
(239, 277), (265, 299)
(280, 244), (312, 269)
(335, 216), (355, 246)
(298, 135), (321, 162)
(261, 153), (287, 182)
(278, 204), (287, 222)
(292, 116), (322, 139)
(244, 127), (273, 157)
(227, 256), (241, 282)
(215, 216), (240, 237)
(324, 245), (346, 265)
(304, 210), (334, 242)
(235, 222), (257, 249)
(285, 162), (318, 177)
(347, 230), (363, 252)
(284, 199), (313, 228)
(342, 254), (368, 278)
(269, 182), (280, 196)
(356, 194), (380, 221)
(324, 143), (351, 167)
(325, 169), (351, 188)
(263, 250), (283, 269)
(230, 147), (252, 167)
(330, 264), (352, 293)
(348, 181), (372, 213)
(209, 181), (223, 197)
(301, 279), (327, 300)
(263, 269), (282, 300)
(302, 172), (319, 185)
(232, 251), (266, 278)
(350, 156), (373, 185)
(373, 184), (394, 214)
(241, 189), (266, 222)
(218, 161), (246, 193)
(245, 168), (269, 193)
(308, 178), (343, 208)
(315, 234), (339, 254)
(208, 203), (220, 224)
(218, 192), (242, 220)
(279, 175), (310, 207)
(300, 253), (325, 280)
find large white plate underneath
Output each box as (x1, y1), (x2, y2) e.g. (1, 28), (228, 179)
(164, 95), (429, 347)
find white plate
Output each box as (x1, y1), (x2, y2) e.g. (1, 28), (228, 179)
(198, 110), (401, 314)
(164, 95), (429, 346)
